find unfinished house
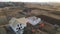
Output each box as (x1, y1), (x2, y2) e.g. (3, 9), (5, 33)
(8, 17), (28, 34)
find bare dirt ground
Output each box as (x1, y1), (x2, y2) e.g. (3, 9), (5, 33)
(0, 2), (60, 34)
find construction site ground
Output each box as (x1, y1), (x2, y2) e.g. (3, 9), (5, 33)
(0, 2), (60, 34)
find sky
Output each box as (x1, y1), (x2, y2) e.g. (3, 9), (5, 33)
(0, 0), (60, 2)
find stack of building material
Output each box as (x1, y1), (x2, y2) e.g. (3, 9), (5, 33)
(26, 16), (41, 25)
